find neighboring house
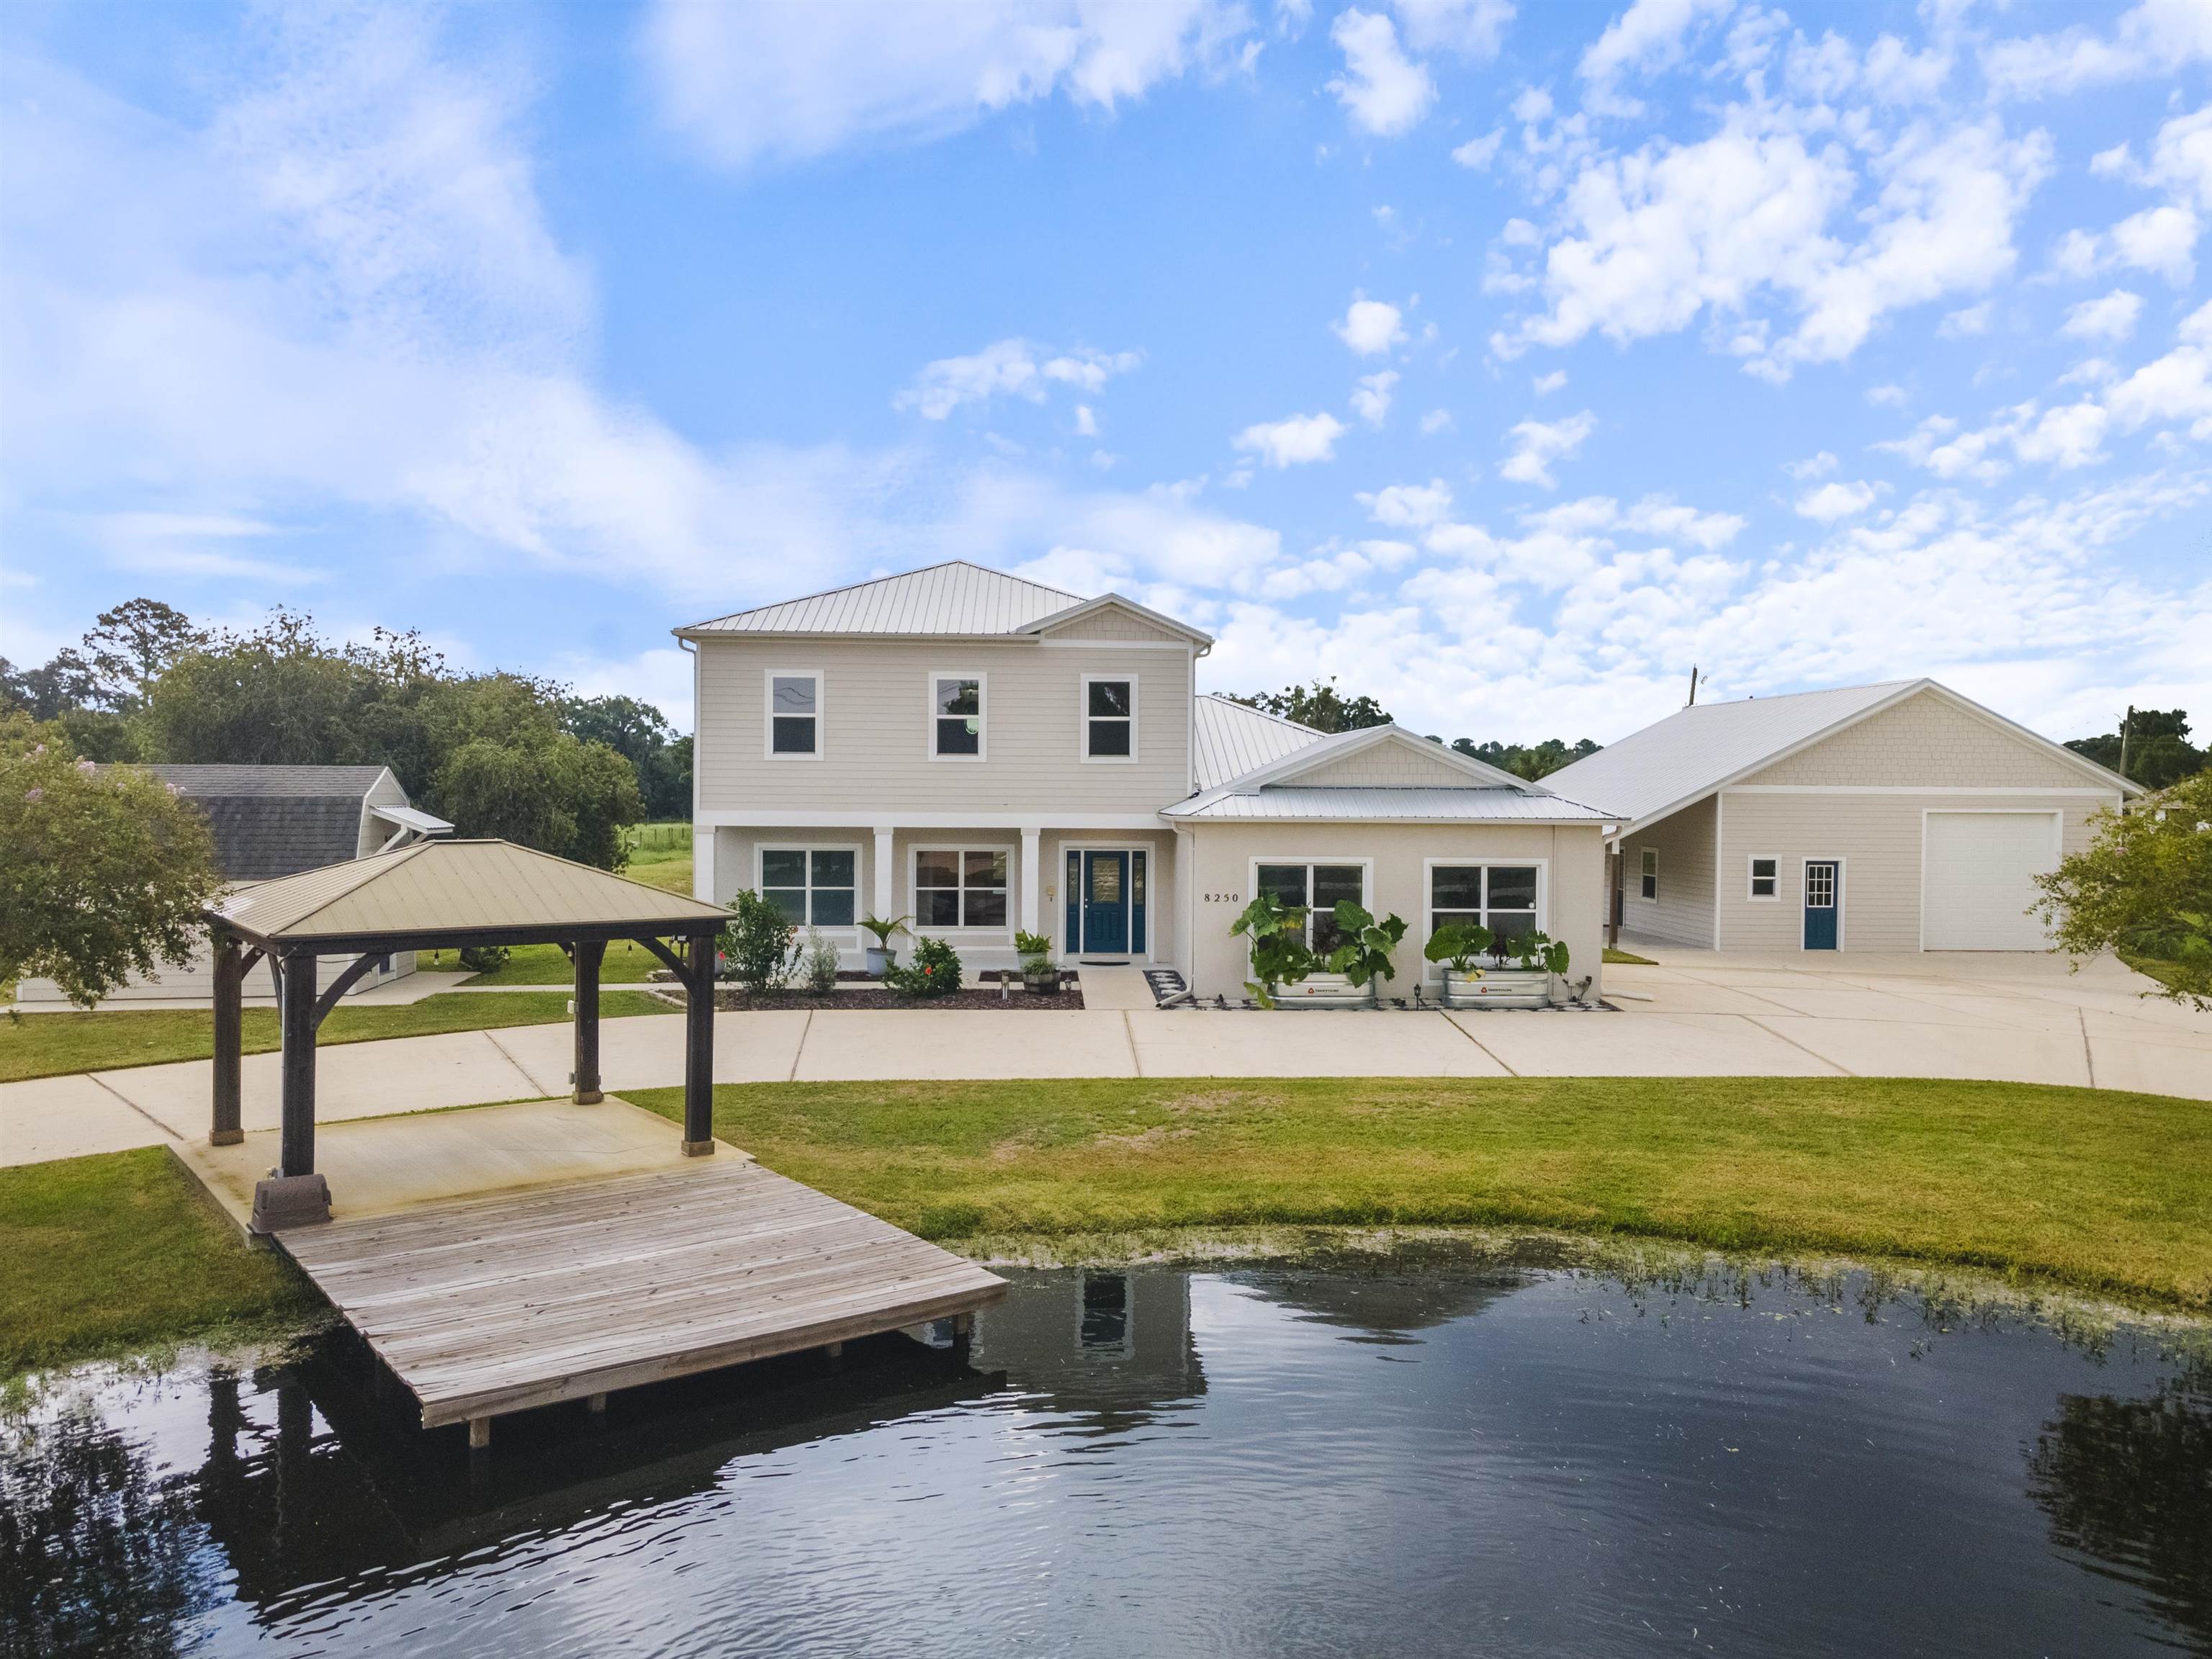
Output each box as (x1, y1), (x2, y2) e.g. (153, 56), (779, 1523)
(1543, 680), (2141, 954)
(678, 562), (1614, 999)
(17, 764), (452, 1004)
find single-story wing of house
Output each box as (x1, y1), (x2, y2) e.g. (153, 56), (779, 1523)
(1540, 679), (2141, 954)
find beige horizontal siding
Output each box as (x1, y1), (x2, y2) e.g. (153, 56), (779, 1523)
(696, 637), (1192, 816)
(1293, 745), (1478, 788)
(1742, 689), (2096, 790)
(1039, 608), (1188, 644)
(1617, 793), (1715, 948)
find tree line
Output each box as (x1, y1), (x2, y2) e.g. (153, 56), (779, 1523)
(1, 600), (691, 871)
(1228, 678), (1600, 781)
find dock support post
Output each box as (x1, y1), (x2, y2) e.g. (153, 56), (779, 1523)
(681, 930), (715, 1155)
(210, 929), (245, 1146)
(279, 949), (317, 1177)
(588, 1392), (607, 1414)
(468, 1416), (491, 1450)
(572, 940), (605, 1102)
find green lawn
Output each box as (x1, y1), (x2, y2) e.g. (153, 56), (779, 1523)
(425, 940), (672, 986)
(629, 1076), (2212, 1309)
(1603, 947), (1657, 966)
(0, 1147), (324, 1375)
(0, 990), (668, 1084)
(623, 854), (695, 896)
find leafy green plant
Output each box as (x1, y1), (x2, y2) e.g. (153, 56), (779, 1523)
(719, 889), (796, 994)
(1013, 930), (1054, 963)
(1324, 901), (1409, 997)
(457, 944), (510, 974)
(2035, 774), (2212, 1009)
(884, 935), (963, 998)
(1230, 891), (1315, 1007)
(1424, 921), (1493, 973)
(1508, 930), (1570, 976)
(801, 927), (840, 994)
(859, 914), (909, 950)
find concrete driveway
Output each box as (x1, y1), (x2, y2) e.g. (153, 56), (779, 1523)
(4, 953), (2203, 1166)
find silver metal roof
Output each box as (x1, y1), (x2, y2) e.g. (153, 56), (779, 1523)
(1191, 694), (1326, 791)
(680, 561), (1084, 637)
(1164, 786), (1615, 822)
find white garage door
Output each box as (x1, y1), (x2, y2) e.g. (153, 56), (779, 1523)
(1923, 812), (2059, 950)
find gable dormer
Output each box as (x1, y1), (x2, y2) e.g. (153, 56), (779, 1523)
(1022, 593), (1213, 648)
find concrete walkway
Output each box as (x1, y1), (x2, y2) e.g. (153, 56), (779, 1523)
(4, 952), (2204, 1167)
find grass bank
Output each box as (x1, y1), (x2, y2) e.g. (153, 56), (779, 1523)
(628, 1075), (2212, 1310)
(0, 1148), (323, 1376)
(426, 940), (670, 986)
(0, 989), (667, 1084)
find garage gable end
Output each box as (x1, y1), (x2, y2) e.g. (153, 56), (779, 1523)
(1736, 688), (2108, 792)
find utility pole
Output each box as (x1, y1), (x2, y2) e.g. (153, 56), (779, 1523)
(2119, 704), (2134, 782)
(1687, 665), (1699, 706)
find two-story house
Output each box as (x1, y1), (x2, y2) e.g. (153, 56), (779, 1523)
(678, 562), (1615, 1000)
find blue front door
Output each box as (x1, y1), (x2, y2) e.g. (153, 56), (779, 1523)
(1082, 851), (1129, 953)
(1803, 860), (1840, 950)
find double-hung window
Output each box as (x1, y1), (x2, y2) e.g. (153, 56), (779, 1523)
(1430, 864), (1541, 947)
(930, 673), (985, 759)
(1639, 848), (1659, 902)
(761, 848), (856, 926)
(766, 672), (822, 757)
(1255, 862), (1366, 953)
(1748, 855), (1779, 900)
(1083, 675), (1136, 760)
(916, 848), (1008, 928)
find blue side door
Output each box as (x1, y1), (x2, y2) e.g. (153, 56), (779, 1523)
(1082, 851), (1130, 953)
(1803, 860), (1840, 950)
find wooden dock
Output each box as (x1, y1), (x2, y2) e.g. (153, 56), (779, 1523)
(174, 1097), (1004, 1443)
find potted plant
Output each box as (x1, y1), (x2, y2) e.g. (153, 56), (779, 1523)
(1229, 891), (1316, 1008)
(1453, 929), (1563, 1009)
(1014, 930), (1059, 994)
(1317, 901), (1408, 1006)
(858, 914), (908, 979)
(1424, 920), (1493, 1009)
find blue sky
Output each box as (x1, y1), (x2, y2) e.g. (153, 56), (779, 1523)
(2, 0), (2207, 745)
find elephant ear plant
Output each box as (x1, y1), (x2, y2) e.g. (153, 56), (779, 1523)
(1424, 921), (1493, 975)
(1510, 930), (1572, 976)
(1325, 901), (1410, 1002)
(1230, 891), (1314, 1008)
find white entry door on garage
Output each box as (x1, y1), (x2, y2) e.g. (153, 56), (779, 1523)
(1922, 811), (2061, 950)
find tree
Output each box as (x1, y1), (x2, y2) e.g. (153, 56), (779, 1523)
(0, 737), (222, 1007)
(2031, 771), (2212, 1010)
(1451, 736), (1601, 781)
(1229, 678), (1393, 732)
(561, 693), (692, 819)
(436, 733), (644, 870)
(2067, 709), (2206, 791)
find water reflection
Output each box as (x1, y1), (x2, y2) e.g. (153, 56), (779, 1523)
(3, 1247), (2208, 1658)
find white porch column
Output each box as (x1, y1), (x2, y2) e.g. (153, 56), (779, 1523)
(693, 825), (716, 904)
(873, 825), (896, 922)
(1020, 825), (1042, 937)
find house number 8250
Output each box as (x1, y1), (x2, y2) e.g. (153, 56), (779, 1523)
(1202, 892), (1242, 903)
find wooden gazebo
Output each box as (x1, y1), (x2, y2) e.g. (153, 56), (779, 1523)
(204, 838), (730, 1230)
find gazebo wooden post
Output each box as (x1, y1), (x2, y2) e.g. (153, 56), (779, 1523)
(210, 927), (246, 1146)
(572, 939), (606, 1103)
(278, 948), (318, 1177)
(681, 930), (716, 1156)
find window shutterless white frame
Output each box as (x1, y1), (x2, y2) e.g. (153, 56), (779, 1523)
(910, 843), (1014, 932)
(927, 670), (987, 761)
(763, 670), (824, 760)
(1638, 847), (1659, 902)
(1246, 856), (1373, 952)
(755, 843), (862, 928)
(1799, 854), (1846, 950)
(1079, 673), (1138, 764)
(1421, 858), (1550, 979)
(1747, 853), (1780, 902)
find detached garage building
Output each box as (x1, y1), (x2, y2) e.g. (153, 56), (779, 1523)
(1543, 680), (2140, 954)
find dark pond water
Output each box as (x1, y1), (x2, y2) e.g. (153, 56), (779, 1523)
(5, 1245), (2210, 1658)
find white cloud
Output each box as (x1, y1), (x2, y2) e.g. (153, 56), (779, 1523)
(1452, 129), (1503, 169)
(1074, 403), (1099, 437)
(1982, 0), (2212, 100)
(1418, 408), (1454, 434)
(641, 0), (1256, 168)
(1360, 477), (1456, 527)
(1334, 297), (1407, 355)
(2062, 290), (2144, 344)
(1785, 450), (1838, 480)
(894, 338), (1141, 418)
(1351, 370), (1399, 426)
(1393, 0), (1515, 60)
(1233, 410), (1347, 466)
(1532, 369), (1568, 395)
(1794, 480), (1879, 522)
(1328, 9), (1434, 137)
(1938, 302), (1990, 338)
(1499, 410), (1595, 487)
(2105, 300), (2212, 434)
(2110, 204), (2200, 285)
(1578, 0), (1732, 113)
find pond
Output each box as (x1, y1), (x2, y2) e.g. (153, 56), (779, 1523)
(5, 1243), (2208, 1658)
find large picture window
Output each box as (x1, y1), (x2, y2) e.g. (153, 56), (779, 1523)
(916, 848), (1009, 928)
(930, 673), (985, 758)
(760, 848), (856, 926)
(1255, 862), (1366, 953)
(1430, 864), (1541, 945)
(1083, 675), (1135, 760)
(766, 671), (821, 757)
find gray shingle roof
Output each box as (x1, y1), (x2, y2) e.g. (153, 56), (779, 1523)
(145, 765), (392, 881)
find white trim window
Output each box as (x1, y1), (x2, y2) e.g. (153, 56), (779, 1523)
(1254, 860), (1367, 953)
(1429, 863), (1542, 947)
(915, 847), (1009, 929)
(1748, 855), (1780, 901)
(765, 671), (823, 759)
(1082, 675), (1137, 762)
(760, 846), (858, 927)
(929, 672), (986, 760)
(1639, 848), (1659, 902)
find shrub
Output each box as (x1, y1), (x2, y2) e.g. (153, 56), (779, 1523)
(2034, 773), (2212, 1009)
(885, 935), (962, 998)
(457, 944), (510, 974)
(802, 927), (840, 994)
(720, 890), (796, 994)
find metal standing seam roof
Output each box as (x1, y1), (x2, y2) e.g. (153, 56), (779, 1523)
(678, 561), (1085, 636)
(210, 839), (728, 944)
(1164, 786), (1617, 822)
(1191, 695), (1327, 791)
